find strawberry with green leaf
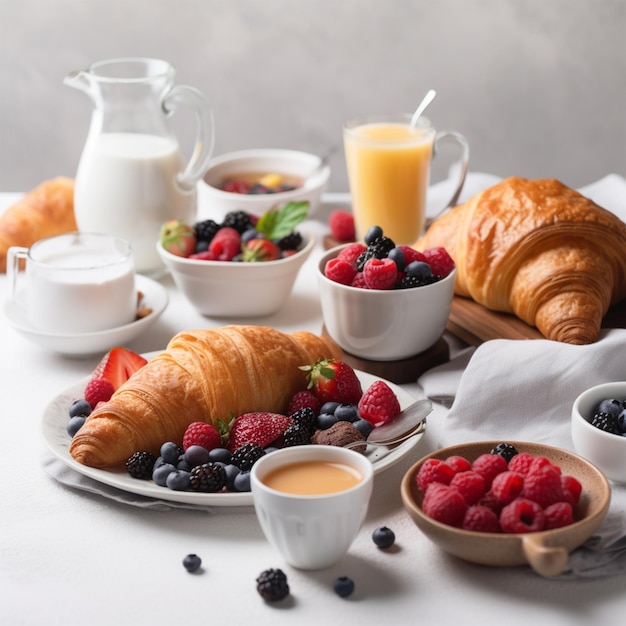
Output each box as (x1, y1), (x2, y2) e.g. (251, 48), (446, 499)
(242, 239), (281, 262)
(301, 358), (363, 405)
(160, 219), (197, 257)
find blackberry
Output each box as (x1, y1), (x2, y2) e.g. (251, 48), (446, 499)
(194, 218), (220, 242)
(355, 236), (396, 271)
(397, 274), (439, 289)
(231, 443), (265, 471)
(222, 210), (254, 234)
(274, 230), (303, 251)
(491, 442), (519, 462)
(290, 407), (317, 436)
(282, 422), (311, 447)
(189, 462), (227, 492)
(590, 411), (621, 434)
(256, 568), (290, 602)
(125, 451), (156, 479)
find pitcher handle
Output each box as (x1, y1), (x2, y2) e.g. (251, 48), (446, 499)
(163, 85), (215, 192)
(426, 130), (470, 228)
(6, 246), (28, 304)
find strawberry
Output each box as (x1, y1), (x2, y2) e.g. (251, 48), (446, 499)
(301, 358), (363, 405)
(84, 377), (115, 407)
(226, 412), (293, 452)
(357, 380), (401, 425)
(242, 238), (281, 262)
(91, 347), (148, 391)
(160, 219), (197, 257)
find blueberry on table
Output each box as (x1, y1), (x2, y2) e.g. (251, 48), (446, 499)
(333, 576), (355, 598)
(182, 554), (202, 573)
(372, 526), (396, 549)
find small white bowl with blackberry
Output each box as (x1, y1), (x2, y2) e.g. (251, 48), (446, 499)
(571, 381), (626, 483)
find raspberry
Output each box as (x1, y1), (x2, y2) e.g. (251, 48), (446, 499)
(449, 470), (486, 505)
(189, 249), (218, 261)
(462, 505), (501, 533)
(329, 210), (356, 242)
(522, 463), (564, 508)
(357, 380), (401, 425)
(422, 483), (468, 527)
(471, 453), (507, 489)
(528, 455), (560, 474)
(500, 498), (546, 533)
(445, 455), (472, 473)
(397, 245), (427, 265)
(209, 226), (241, 260)
(363, 258), (398, 290)
(478, 490), (504, 515)
(416, 458), (456, 491)
(350, 272), (369, 288)
(507, 452), (534, 475)
(84, 377), (115, 407)
(544, 502), (574, 530)
(490, 470), (524, 505)
(422, 247), (455, 278)
(182, 422), (221, 452)
(287, 390), (321, 416)
(222, 180), (250, 194)
(337, 242), (367, 267)
(325, 257), (357, 285)
(561, 475), (582, 505)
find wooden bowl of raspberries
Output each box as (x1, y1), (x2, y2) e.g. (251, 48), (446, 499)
(401, 440), (610, 577)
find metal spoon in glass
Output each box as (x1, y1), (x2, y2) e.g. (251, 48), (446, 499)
(410, 89), (437, 128)
(343, 398), (432, 449)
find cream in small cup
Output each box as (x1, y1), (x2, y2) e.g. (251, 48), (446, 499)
(7, 232), (136, 333)
(343, 113), (469, 243)
(251, 445), (374, 570)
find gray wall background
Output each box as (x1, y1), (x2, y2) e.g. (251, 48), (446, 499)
(1, 0), (625, 193)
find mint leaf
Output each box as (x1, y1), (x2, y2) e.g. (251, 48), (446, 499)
(256, 201), (309, 239)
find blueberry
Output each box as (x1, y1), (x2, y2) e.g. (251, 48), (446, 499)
(166, 470), (191, 491)
(405, 261), (433, 280)
(176, 456), (192, 472)
(194, 239), (210, 253)
(388, 247), (405, 271)
(364, 225), (383, 245)
(598, 398), (625, 419)
(320, 401), (340, 415)
(185, 445), (211, 467)
(353, 418), (374, 438)
(183, 553), (202, 573)
(334, 404), (359, 422)
(233, 470), (251, 492)
(241, 228), (259, 243)
(153, 462), (176, 487)
(223, 464), (241, 490)
(333, 576), (355, 598)
(207, 447), (232, 464)
(264, 446), (280, 454)
(316, 413), (338, 430)
(372, 526), (395, 549)
(160, 441), (181, 465)
(69, 399), (92, 418)
(67, 415), (87, 437)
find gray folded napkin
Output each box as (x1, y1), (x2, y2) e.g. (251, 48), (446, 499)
(419, 328), (626, 578)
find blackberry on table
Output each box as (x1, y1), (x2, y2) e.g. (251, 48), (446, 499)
(189, 462), (227, 492)
(590, 411), (621, 434)
(222, 210), (254, 234)
(125, 451), (157, 479)
(282, 422), (311, 447)
(256, 568), (290, 602)
(491, 442), (519, 462)
(231, 443), (265, 471)
(194, 218), (220, 242)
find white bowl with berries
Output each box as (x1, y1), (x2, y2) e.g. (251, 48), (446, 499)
(571, 381), (626, 483)
(201, 149), (330, 221)
(157, 203), (314, 317)
(401, 441), (610, 577)
(317, 226), (456, 361)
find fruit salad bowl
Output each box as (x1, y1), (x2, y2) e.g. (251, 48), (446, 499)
(201, 149), (330, 221)
(157, 233), (315, 317)
(571, 381), (626, 483)
(401, 441), (610, 577)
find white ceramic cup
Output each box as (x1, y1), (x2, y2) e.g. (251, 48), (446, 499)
(250, 445), (374, 570)
(7, 232), (136, 334)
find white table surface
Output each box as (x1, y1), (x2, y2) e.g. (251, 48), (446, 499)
(1, 187), (624, 626)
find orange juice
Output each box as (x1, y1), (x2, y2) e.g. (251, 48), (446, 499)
(262, 460), (362, 495)
(344, 116), (435, 244)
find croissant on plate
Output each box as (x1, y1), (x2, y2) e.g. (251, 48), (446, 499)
(414, 177), (626, 344)
(0, 177), (76, 273)
(69, 325), (342, 469)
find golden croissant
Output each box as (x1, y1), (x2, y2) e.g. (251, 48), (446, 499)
(0, 177), (76, 273)
(70, 325), (342, 468)
(414, 177), (626, 344)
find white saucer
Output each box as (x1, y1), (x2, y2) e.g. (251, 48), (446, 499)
(4, 275), (169, 357)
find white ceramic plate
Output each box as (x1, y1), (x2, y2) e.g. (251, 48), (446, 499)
(41, 369), (426, 507)
(4, 275), (168, 356)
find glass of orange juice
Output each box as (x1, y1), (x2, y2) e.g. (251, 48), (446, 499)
(343, 113), (469, 244)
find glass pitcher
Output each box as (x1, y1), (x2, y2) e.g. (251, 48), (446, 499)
(65, 57), (214, 277)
